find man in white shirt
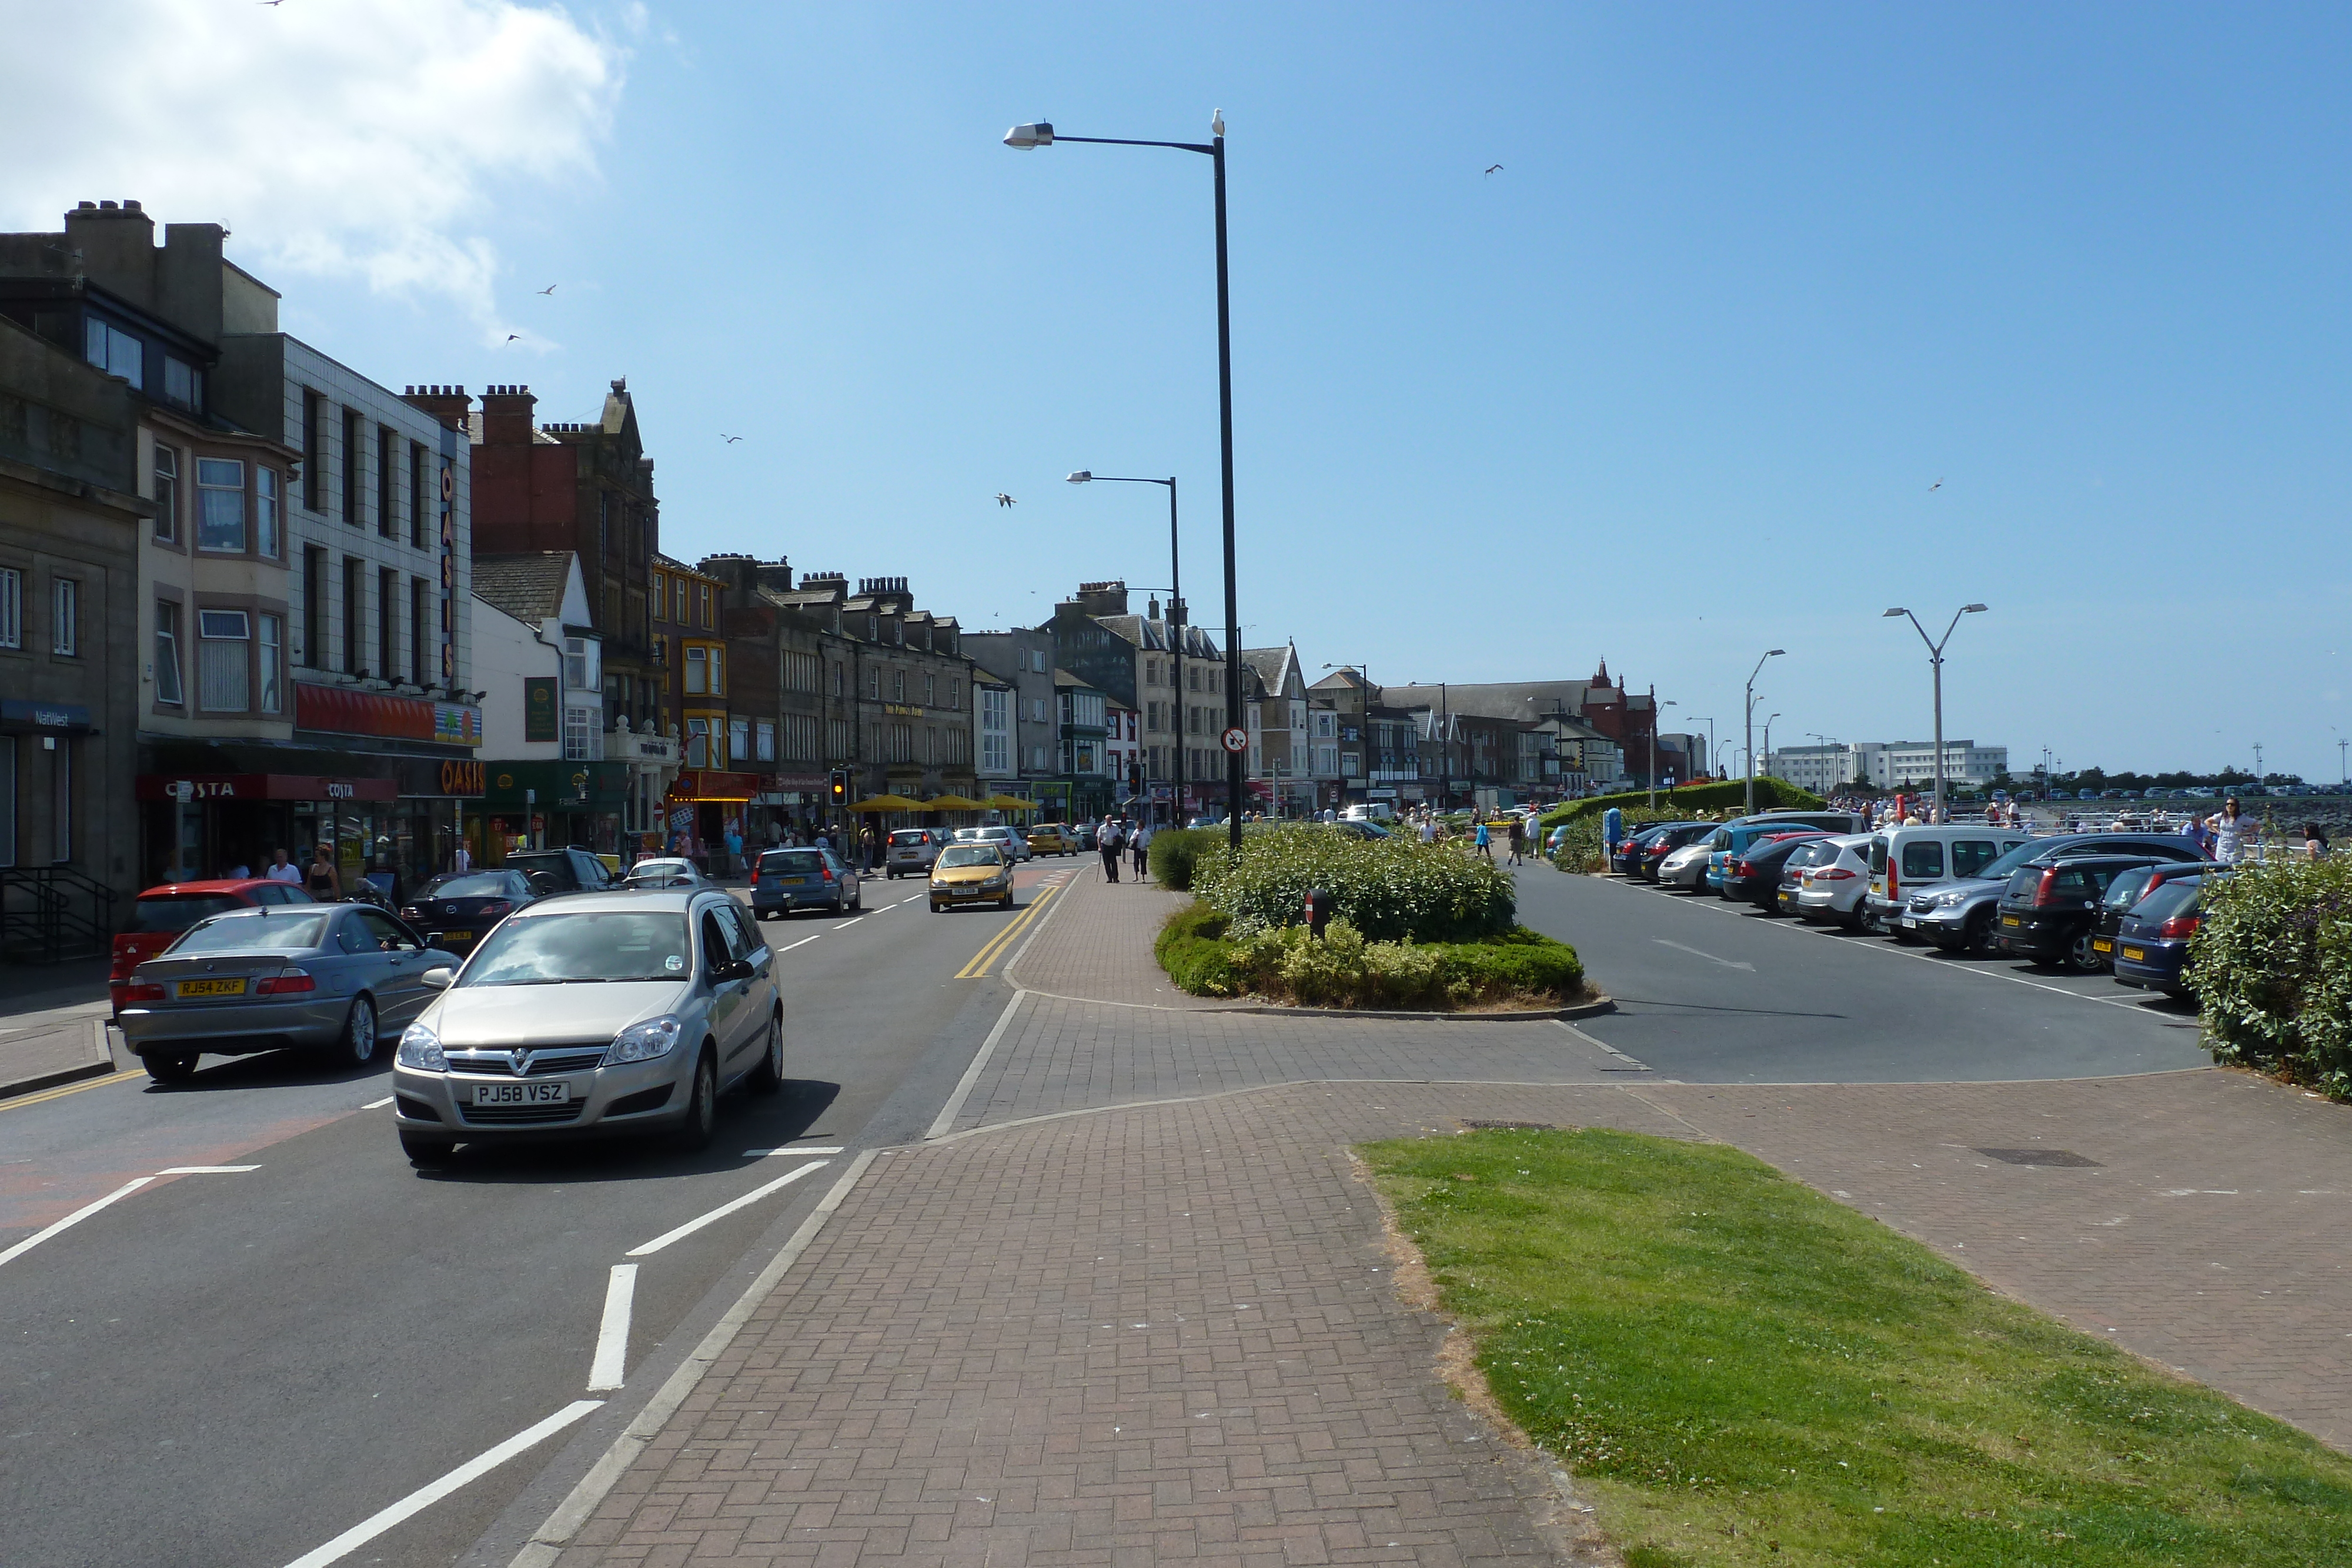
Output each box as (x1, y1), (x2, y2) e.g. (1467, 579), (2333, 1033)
(451, 842), (472, 875)
(265, 849), (304, 885)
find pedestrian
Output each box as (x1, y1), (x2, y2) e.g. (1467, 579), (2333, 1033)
(306, 842), (342, 900)
(1419, 814), (1438, 845)
(1473, 819), (1492, 860)
(265, 848), (303, 885)
(2207, 795), (2261, 864)
(2303, 820), (2330, 859)
(1131, 820), (1151, 879)
(450, 838), (472, 874)
(1098, 815), (1124, 882)
(1506, 816), (1525, 866)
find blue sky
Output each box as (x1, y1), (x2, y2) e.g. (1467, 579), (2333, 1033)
(15, 3), (2351, 780)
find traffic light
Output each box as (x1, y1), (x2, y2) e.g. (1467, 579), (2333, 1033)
(829, 770), (847, 804)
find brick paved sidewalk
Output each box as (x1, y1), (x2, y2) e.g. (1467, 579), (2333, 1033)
(1008, 860), (1231, 1010)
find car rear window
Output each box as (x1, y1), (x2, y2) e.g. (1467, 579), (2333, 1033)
(2050, 868), (2094, 900)
(2102, 868), (2156, 912)
(170, 911), (330, 954)
(423, 873), (515, 899)
(890, 831), (930, 846)
(1900, 841), (1945, 878)
(2134, 880), (2202, 921)
(1869, 837), (1889, 874)
(505, 852), (578, 885)
(131, 894), (242, 934)
(761, 851), (827, 874)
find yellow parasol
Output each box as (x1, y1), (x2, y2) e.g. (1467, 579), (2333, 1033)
(978, 794), (1034, 812)
(921, 793), (988, 811)
(846, 794), (924, 812)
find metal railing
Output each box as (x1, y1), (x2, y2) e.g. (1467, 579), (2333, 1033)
(0, 866), (118, 965)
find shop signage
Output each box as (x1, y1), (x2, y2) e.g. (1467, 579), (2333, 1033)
(523, 677), (559, 743)
(432, 703), (482, 747)
(1, 698), (91, 731)
(296, 683), (482, 748)
(135, 773), (399, 803)
(439, 759), (486, 797)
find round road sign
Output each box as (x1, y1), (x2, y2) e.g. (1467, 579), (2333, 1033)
(1220, 726), (1249, 754)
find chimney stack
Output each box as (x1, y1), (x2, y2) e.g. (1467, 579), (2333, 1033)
(401, 384), (472, 432)
(476, 383), (536, 444)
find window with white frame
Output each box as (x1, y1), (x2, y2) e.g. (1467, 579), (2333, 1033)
(0, 568), (19, 648)
(51, 577), (78, 655)
(564, 637), (589, 690)
(755, 720), (775, 761)
(686, 717), (710, 768)
(153, 444), (179, 543)
(729, 717), (750, 766)
(563, 707), (592, 761)
(684, 644), (706, 694)
(197, 610), (251, 711)
(154, 601), (183, 705)
(707, 646), (723, 696)
(256, 468), (280, 557)
(258, 614), (283, 714)
(196, 459), (246, 551)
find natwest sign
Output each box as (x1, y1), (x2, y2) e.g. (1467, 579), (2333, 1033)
(135, 773), (400, 803)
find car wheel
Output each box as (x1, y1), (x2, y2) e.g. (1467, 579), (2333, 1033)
(399, 1130), (456, 1166)
(748, 1012), (783, 1094)
(2066, 927), (2106, 974)
(340, 996), (379, 1066)
(1001, 893), (1015, 910)
(930, 900), (943, 912)
(1964, 910), (1999, 957)
(143, 1050), (199, 1085)
(674, 1049), (717, 1152)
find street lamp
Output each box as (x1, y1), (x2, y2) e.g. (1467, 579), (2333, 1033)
(1882, 604), (1987, 820)
(1408, 681), (1452, 809)
(1069, 471), (1185, 825)
(1742, 649), (1785, 815)
(1759, 713), (1781, 785)
(1648, 700), (1678, 810)
(1010, 111), (1243, 856)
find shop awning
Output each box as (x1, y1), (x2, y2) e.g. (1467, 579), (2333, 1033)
(921, 793), (987, 811)
(846, 794), (923, 812)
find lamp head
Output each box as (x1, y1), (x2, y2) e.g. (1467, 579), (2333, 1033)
(1065, 470), (1091, 483)
(1003, 122), (1054, 150)
(1767, 648), (1785, 657)
(1962, 603), (1988, 614)
(1882, 608), (1906, 618)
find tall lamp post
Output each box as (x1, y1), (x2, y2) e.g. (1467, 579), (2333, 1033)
(1759, 713), (1781, 787)
(1882, 604), (1987, 821)
(1068, 471), (1183, 825)
(1743, 649), (1785, 815)
(1008, 112), (1242, 857)
(1647, 699), (1679, 810)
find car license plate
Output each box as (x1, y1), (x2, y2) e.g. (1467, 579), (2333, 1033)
(441, 930), (472, 944)
(2002, 915), (2021, 927)
(473, 1081), (570, 1105)
(2092, 938), (2113, 954)
(2122, 946), (2146, 962)
(177, 977), (248, 998)
(784, 877), (810, 886)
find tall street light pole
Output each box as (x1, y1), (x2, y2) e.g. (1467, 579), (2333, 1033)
(1068, 472), (1182, 824)
(1647, 699), (1678, 810)
(1882, 604), (1987, 821)
(1743, 649), (1785, 816)
(1760, 713), (1781, 785)
(1008, 112), (1242, 857)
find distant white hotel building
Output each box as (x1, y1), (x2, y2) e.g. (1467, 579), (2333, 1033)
(1767, 740), (2008, 795)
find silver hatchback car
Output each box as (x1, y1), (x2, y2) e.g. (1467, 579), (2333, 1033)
(389, 888), (781, 1164)
(118, 904), (453, 1083)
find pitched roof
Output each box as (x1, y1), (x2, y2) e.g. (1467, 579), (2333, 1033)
(471, 551), (576, 623)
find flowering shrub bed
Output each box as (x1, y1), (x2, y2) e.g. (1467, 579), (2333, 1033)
(2191, 855), (2352, 1096)
(1191, 824), (1515, 943)
(1155, 903), (1584, 1009)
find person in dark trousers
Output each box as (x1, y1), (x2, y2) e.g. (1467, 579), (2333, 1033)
(1131, 821), (1151, 880)
(1098, 815), (1124, 882)
(1506, 817), (1525, 866)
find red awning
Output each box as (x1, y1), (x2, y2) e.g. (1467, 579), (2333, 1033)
(135, 773), (400, 803)
(664, 770), (765, 803)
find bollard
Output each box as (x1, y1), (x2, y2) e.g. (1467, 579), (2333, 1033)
(1304, 888), (1334, 939)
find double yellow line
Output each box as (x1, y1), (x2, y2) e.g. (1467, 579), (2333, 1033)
(956, 884), (1060, 979)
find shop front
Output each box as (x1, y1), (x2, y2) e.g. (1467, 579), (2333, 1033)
(475, 760), (633, 867)
(756, 771), (831, 847)
(663, 769), (767, 874)
(135, 772), (398, 889)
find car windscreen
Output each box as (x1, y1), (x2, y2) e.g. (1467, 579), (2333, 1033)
(422, 873), (517, 899)
(130, 894), (243, 934)
(1980, 838), (2070, 880)
(938, 846), (1001, 868)
(461, 911), (692, 985)
(761, 851), (827, 874)
(169, 911), (330, 954)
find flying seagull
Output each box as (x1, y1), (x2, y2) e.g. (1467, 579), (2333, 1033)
(1484, 164), (1503, 176)
(995, 493), (1017, 507)
(505, 333), (520, 342)
(536, 283), (558, 295)
(721, 433), (743, 443)
(1929, 477), (1943, 491)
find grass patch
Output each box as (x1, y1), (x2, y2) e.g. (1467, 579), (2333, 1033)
(1361, 1127), (2352, 1566)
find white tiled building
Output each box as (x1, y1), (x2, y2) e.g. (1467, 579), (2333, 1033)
(1768, 740), (2008, 794)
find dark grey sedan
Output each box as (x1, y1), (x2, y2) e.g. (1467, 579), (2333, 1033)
(118, 904), (455, 1083)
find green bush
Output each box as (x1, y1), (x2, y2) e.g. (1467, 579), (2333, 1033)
(1154, 901), (1238, 996)
(1546, 805), (1699, 875)
(1192, 823), (1514, 942)
(1538, 777), (1825, 835)
(1147, 827), (1221, 891)
(2191, 855), (2352, 1095)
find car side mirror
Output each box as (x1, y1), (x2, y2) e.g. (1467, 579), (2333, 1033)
(711, 957), (754, 982)
(420, 965), (455, 990)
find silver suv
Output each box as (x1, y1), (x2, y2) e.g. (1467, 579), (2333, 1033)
(390, 888), (781, 1164)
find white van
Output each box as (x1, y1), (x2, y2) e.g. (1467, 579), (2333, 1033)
(1341, 802), (1396, 823)
(1864, 824), (2035, 933)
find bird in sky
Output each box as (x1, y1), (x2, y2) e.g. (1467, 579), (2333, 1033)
(536, 283), (557, 295)
(1929, 477), (1943, 490)
(995, 493), (1017, 507)
(1484, 164), (1503, 176)
(257, 1), (285, 7)
(721, 434), (743, 444)
(505, 333), (520, 343)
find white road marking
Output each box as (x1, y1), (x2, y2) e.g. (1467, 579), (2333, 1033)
(363, 1095), (395, 1109)
(1653, 938), (1755, 972)
(281, 1399), (603, 1568)
(926, 989), (1028, 1139)
(777, 934), (822, 952)
(624, 1159), (830, 1257)
(1552, 1018), (1651, 1071)
(0, 1177), (153, 1269)
(587, 1265), (636, 1391)
(156, 1165), (261, 1175)
(511, 1150), (880, 1568)
(744, 1145), (846, 1157)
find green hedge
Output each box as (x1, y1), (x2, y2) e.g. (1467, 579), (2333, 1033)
(1147, 827), (1222, 891)
(1192, 823), (1515, 942)
(2191, 856), (2352, 1095)
(1157, 901), (1583, 1008)
(1538, 777), (1825, 834)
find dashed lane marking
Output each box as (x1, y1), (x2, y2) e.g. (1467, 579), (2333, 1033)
(624, 1159), (831, 1258)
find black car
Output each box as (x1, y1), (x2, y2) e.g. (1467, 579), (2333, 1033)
(399, 869), (537, 953)
(1611, 825), (1671, 875)
(1633, 823), (1713, 881)
(2088, 861), (2212, 972)
(2112, 876), (2212, 998)
(502, 846), (620, 894)
(1721, 833), (1830, 911)
(1995, 855), (2173, 971)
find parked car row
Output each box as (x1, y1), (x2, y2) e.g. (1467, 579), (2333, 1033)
(1619, 813), (2221, 1002)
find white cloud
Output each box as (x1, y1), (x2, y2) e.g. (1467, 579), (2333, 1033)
(0, 0), (624, 343)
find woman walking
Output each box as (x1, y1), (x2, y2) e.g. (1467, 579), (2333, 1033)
(306, 842), (342, 900)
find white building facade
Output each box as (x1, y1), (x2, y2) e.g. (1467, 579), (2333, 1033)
(1768, 740), (2009, 794)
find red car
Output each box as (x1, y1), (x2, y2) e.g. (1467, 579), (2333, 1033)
(110, 878), (315, 1016)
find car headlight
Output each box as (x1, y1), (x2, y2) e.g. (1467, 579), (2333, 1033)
(397, 1021), (446, 1071)
(1929, 888), (1971, 907)
(604, 1014), (684, 1066)
(983, 875), (1008, 888)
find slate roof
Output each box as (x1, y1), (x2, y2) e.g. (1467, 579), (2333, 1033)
(471, 551), (575, 624)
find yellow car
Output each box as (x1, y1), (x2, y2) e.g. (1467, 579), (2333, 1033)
(930, 844), (1014, 911)
(1025, 824), (1075, 856)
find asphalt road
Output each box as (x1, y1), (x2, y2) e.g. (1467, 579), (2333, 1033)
(0, 860), (1074, 1568)
(1514, 864), (2212, 1084)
